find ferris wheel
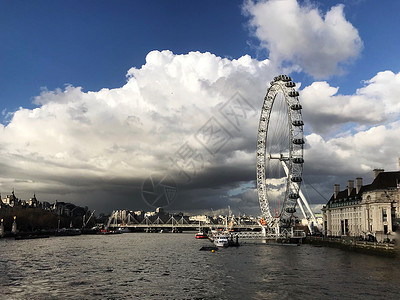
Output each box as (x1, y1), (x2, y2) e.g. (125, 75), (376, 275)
(256, 75), (313, 230)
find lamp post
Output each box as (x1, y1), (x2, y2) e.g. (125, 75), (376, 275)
(0, 218), (4, 237)
(11, 216), (17, 234)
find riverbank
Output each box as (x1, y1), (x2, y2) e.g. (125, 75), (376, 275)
(305, 236), (399, 258)
(0, 227), (102, 239)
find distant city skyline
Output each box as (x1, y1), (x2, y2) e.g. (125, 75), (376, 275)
(0, 0), (399, 215)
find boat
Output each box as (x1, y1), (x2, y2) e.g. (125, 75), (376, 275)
(99, 229), (121, 235)
(213, 235), (229, 247)
(117, 227), (130, 233)
(199, 246), (218, 251)
(55, 228), (82, 236)
(195, 232), (208, 239)
(228, 235), (240, 247)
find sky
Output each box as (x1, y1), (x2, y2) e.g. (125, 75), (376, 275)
(0, 0), (400, 216)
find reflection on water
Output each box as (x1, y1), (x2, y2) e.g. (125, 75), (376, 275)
(1, 234), (399, 299)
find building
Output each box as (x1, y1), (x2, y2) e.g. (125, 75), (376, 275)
(1, 191), (41, 208)
(52, 201), (87, 217)
(189, 215), (209, 223)
(322, 169), (400, 242)
(2, 190), (19, 207)
(29, 193), (39, 208)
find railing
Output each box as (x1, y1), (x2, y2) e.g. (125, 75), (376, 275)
(232, 232), (270, 239)
(307, 236), (397, 252)
(354, 241), (395, 250)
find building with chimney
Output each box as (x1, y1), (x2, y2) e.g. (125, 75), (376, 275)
(322, 167), (400, 242)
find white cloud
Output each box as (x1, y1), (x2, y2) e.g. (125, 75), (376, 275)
(244, 0), (363, 78)
(305, 121), (400, 177)
(0, 50), (278, 211)
(358, 71), (400, 115)
(301, 71), (400, 135)
(300, 71), (400, 192)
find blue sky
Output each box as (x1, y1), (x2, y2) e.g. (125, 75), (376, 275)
(1, 0), (251, 111)
(2, 0), (399, 113)
(0, 0), (400, 215)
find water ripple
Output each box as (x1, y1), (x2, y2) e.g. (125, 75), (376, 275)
(1, 234), (399, 299)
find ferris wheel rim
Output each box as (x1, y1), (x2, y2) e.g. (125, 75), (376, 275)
(256, 75), (304, 228)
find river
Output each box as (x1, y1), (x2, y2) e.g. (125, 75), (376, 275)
(1, 233), (399, 299)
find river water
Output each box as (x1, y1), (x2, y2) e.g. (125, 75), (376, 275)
(1, 233), (399, 299)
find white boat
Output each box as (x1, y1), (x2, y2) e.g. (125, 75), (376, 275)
(117, 227), (130, 233)
(213, 235), (229, 247)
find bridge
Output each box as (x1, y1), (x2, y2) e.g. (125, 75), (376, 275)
(107, 212), (261, 231)
(109, 223), (262, 230)
(105, 211), (305, 240)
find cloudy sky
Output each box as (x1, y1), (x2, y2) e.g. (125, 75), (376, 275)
(1, 0), (399, 215)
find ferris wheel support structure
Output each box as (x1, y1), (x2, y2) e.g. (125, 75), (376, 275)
(281, 161), (317, 233)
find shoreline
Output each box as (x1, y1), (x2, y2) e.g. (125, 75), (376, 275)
(305, 236), (399, 258)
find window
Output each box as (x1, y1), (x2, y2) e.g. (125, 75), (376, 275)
(392, 208), (396, 232)
(345, 219), (349, 234)
(382, 209), (387, 222)
(341, 220), (345, 235)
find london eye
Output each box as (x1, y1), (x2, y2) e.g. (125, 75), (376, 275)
(256, 75), (305, 230)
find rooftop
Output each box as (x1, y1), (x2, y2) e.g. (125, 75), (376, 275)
(326, 171), (400, 208)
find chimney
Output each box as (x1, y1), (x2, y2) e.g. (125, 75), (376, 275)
(373, 168), (384, 179)
(356, 177), (363, 194)
(347, 180), (354, 196)
(334, 184), (340, 199)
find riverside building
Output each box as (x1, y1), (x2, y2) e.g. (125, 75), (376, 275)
(322, 166), (400, 242)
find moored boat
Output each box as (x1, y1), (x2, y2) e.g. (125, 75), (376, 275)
(213, 235), (229, 247)
(117, 227), (130, 233)
(55, 228), (81, 236)
(195, 232), (208, 239)
(99, 229), (121, 235)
